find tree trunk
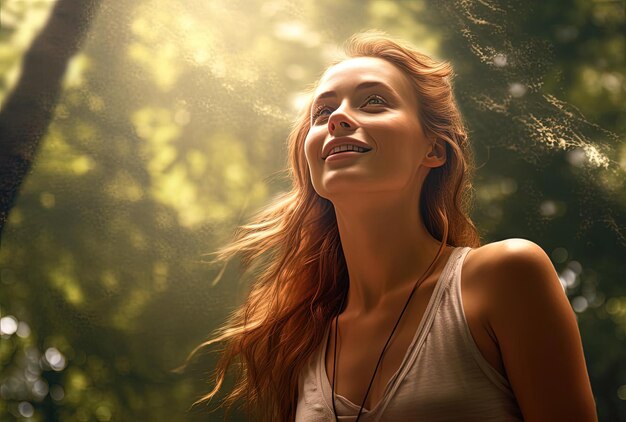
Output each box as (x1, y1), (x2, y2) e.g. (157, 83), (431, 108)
(0, 0), (102, 241)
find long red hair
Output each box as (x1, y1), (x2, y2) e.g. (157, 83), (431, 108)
(182, 29), (481, 421)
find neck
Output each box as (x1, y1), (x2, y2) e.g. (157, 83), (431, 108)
(331, 190), (445, 317)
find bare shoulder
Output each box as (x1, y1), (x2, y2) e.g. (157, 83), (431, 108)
(460, 238), (556, 338)
(467, 238), (552, 271)
(466, 237), (564, 336)
(467, 238), (598, 421)
(462, 238), (555, 301)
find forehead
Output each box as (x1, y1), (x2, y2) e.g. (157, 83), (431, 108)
(314, 56), (415, 103)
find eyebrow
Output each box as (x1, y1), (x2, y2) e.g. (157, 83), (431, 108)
(311, 81), (398, 107)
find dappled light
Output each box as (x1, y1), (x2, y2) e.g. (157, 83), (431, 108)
(0, 0), (624, 420)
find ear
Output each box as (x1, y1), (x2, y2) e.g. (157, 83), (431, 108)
(423, 138), (447, 168)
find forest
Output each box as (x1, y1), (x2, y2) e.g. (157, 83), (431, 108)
(0, 0), (624, 420)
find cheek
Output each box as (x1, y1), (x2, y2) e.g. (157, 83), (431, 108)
(303, 136), (315, 166)
(369, 121), (423, 177)
(304, 129), (324, 163)
(370, 120), (419, 153)
(303, 133), (328, 196)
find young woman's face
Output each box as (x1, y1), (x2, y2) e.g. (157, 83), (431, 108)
(304, 56), (435, 201)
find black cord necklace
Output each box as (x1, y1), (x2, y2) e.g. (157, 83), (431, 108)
(330, 246), (446, 422)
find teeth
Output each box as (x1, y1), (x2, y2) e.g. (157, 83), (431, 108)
(329, 145), (368, 156)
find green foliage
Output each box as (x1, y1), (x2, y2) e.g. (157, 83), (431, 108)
(0, 0), (624, 420)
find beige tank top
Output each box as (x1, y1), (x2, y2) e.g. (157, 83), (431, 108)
(295, 246), (524, 421)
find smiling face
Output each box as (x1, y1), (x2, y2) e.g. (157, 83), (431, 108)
(304, 56), (439, 202)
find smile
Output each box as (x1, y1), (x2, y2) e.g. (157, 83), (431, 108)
(324, 144), (372, 160)
(324, 150), (370, 162)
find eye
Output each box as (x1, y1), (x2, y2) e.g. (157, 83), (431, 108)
(311, 105), (331, 122)
(365, 94), (387, 106)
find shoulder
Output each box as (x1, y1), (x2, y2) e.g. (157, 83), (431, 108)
(466, 239), (598, 420)
(463, 238), (558, 306)
(468, 238), (553, 273)
(466, 238), (563, 330)
(461, 238), (560, 340)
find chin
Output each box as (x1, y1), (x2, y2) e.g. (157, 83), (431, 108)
(319, 187), (371, 201)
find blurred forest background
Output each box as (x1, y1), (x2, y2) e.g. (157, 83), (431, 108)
(0, 0), (624, 420)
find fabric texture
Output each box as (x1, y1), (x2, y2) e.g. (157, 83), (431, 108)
(295, 246), (524, 421)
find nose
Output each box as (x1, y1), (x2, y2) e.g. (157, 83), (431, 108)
(328, 108), (357, 136)
(329, 121), (351, 133)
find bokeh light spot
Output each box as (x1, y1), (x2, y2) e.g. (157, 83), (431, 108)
(16, 321), (31, 338)
(493, 53), (507, 67)
(44, 347), (67, 371)
(18, 401), (34, 418)
(96, 405), (112, 421)
(0, 315), (18, 335)
(572, 296), (589, 313)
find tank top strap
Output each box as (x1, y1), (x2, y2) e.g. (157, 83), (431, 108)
(447, 246), (516, 396)
(371, 246), (469, 419)
(439, 246), (471, 291)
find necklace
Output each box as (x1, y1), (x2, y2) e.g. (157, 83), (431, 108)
(330, 245), (448, 422)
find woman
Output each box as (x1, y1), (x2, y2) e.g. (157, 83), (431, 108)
(186, 30), (597, 421)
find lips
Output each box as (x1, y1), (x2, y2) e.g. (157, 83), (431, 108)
(327, 145), (369, 157)
(322, 137), (372, 160)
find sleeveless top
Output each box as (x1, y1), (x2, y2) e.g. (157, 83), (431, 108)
(295, 246), (524, 421)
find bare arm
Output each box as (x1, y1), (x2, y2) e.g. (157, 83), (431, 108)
(485, 239), (597, 422)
